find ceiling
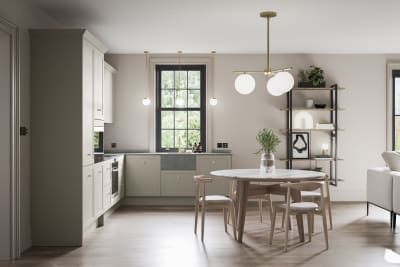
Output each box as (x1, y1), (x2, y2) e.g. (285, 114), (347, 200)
(29, 0), (400, 54)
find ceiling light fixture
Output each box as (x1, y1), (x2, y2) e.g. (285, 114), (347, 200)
(234, 11), (294, 96)
(175, 50), (185, 107)
(209, 51), (218, 106)
(143, 50), (151, 106)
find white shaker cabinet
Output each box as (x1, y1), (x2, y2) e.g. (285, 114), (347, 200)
(126, 155), (161, 196)
(82, 166), (94, 229)
(93, 165), (104, 217)
(93, 49), (104, 120)
(102, 161), (112, 210)
(196, 155), (231, 195)
(161, 171), (195, 196)
(104, 62), (116, 123)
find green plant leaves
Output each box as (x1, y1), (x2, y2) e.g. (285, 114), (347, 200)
(256, 128), (281, 154)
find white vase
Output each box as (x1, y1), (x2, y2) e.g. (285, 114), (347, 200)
(260, 152), (275, 173)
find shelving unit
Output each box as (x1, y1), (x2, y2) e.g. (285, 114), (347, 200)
(285, 84), (343, 186)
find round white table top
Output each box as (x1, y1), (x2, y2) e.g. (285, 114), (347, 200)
(210, 168), (326, 182)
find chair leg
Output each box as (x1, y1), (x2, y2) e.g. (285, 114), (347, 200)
(367, 201), (369, 216)
(311, 214), (314, 234)
(201, 203), (206, 242)
(327, 200), (333, 230)
(282, 211), (292, 230)
(223, 208), (228, 232)
(284, 210), (290, 252)
(307, 214), (312, 242)
(231, 201), (237, 240)
(267, 196), (273, 226)
(258, 200), (263, 223)
(270, 207), (277, 245)
(393, 212), (397, 230)
(194, 202), (199, 234)
(322, 209), (329, 250)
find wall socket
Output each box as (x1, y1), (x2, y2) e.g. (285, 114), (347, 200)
(217, 142), (228, 149)
(111, 142), (117, 148)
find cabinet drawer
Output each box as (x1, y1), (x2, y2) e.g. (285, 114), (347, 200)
(126, 155), (161, 196)
(161, 171), (195, 196)
(196, 155), (231, 195)
(161, 155), (196, 170)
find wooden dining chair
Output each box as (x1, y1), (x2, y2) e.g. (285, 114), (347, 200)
(270, 181), (329, 252)
(193, 175), (237, 242)
(300, 175), (333, 230)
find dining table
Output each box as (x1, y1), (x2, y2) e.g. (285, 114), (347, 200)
(210, 168), (327, 243)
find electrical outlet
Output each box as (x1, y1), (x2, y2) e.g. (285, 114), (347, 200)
(111, 142), (117, 148)
(223, 143), (228, 148)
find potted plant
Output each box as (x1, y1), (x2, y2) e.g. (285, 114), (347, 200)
(256, 128), (281, 173)
(298, 65), (326, 88)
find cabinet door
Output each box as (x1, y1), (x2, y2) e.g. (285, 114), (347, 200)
(117, 156), (124, 198)
(161, 171), (195, 196)
(82, 42), (94, 166)
(93, 165), (103, 216)
(197, 156), (231, 195)
(93, 49), (104, 120)
(126, 156), (160, 196)
(102, 162), (112, 209)
(103, 65), (113, 123)
(82, 166), (94, 228)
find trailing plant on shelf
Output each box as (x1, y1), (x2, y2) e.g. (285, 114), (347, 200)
(298, 65), (326, 87)
(256, 128), (280, 173)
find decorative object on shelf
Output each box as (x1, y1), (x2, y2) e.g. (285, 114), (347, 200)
(192, 142), (203, 153)
(298, 66), (326, 88)
(314, 103), (327, 109)
(316, 123), (334, 130)
(256, 128), (280, 173)
(142, 97), (151, 106)
(234, 11), (294, 96)
(306, 99), (314, 109)
(294, 111), (314, 129)
(291, 132), (310, 159)
(321, 143), (329, 156)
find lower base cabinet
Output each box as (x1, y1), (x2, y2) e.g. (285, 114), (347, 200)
(197, 155), (231, 195)
(161, 171), (195, 196)
(93, 165), (103, 217)
(83, 166), (94, 229)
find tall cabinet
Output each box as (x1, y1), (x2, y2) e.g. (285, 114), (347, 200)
(31, 29), (107, 246)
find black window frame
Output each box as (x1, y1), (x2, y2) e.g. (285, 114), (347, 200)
(393, 70), (400, 150)
(155, 64), (206, 152)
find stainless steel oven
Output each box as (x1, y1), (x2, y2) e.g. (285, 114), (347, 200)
(94, 120), (104, 163)
(112, 161), (118, 196)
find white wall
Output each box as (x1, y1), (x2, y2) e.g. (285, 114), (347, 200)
(105, 53), (398, 201)
(0, 0), (60, 252)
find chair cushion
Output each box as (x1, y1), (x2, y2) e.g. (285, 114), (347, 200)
(382, 151), (400, 171)
(199, 195), (231, 203)
(277, 202), (318, 211)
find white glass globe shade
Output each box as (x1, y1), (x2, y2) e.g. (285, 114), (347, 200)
(209, 97), (218, 106)
(234, 74), (255, 95)
(266, 71), (295, 96)
(142, 97), (151, 106)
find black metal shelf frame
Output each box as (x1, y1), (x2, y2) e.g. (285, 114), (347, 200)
(286, 84), (340, 186)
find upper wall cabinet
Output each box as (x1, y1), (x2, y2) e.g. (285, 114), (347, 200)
(104, 62), (116, 123)
(93, 48), (104, 120)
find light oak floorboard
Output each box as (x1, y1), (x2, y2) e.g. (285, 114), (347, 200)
(3, 203), (400, 267)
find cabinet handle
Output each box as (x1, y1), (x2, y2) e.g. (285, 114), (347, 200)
(87, 153), (91, 156)
(212, 160), (216, 164)
(143, 161), (147, 165)
(98, 170), (102, 174)
(87, 174), (92, 178)
(97, 108), (102, 111)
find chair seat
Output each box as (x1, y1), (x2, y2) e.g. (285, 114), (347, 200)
(277, 201), (319, 211)
(199, 195), (231, 203)
(301, 191), (321, 198)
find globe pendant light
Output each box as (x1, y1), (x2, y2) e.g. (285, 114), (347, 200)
(234, 11), (294, 96)
(175, 51), (185, 107)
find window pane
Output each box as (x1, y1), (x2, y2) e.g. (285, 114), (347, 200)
(175, 130), (187, 148)
(188, 71), (200, 89)
(161, 90), (174, 108)
(188, 130), (200, 147)
(188, 90), (200, 108)
(161, 130), (174, 149)
(175, 71), (187, 90)
(162, 71), (174, 89)
(395, 78), (400, 115)
(175, 90), (187, 108)
(161, 111), (174, 129)
(175, 111), (187, 129)
(188, 111), (200, 129)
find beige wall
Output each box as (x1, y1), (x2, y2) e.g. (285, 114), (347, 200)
(0, 0), (60, 252)
(105, 53), (399, 201)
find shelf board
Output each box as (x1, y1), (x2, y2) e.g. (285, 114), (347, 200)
(292, 87), (345, 91)
(280, 107), (345, 111)
(280, 128), (344, 132)
(280, 157), (344, 162)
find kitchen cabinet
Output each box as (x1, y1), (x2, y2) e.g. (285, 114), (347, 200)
(31, 29), (107, 246)
(82, 166), (94, 229)
(102, 161), (112, 210)
(93, 49), (104, 120)
(104, 62), (116, 123)
(196, 155), (231, 195)
(126, 155), (161, 196)
(161, 171), (195, 196)
(117, 156), (125, 199)
(93, 165), (103, 217)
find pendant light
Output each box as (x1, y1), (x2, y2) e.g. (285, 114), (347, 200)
(209, 51), (218, 106)
(142, 51), (151, 106)
(175, 51), (185, 107)
(234, 11), (294, 96)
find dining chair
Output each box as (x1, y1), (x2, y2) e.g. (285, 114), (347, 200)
(300, 175), (333, 230)
(269, 181), (329, 252)
(193, 175), (237, 242)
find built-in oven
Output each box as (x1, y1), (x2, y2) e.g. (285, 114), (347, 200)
(111, 160), (119, 196)
(94, 120), (104, 163)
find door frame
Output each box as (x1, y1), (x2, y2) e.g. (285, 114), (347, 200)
(0, 16), (20, 259)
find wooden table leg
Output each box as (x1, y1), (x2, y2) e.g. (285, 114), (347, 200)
(236, 180), (249, 243)
(292, 188), (304, 242)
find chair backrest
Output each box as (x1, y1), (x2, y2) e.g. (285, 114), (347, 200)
(193, 175), (213, 202)
(281, 181), (325, 210)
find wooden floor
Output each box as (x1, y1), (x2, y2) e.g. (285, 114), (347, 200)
(3, 203), (400, 267)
